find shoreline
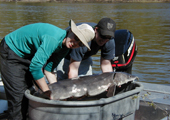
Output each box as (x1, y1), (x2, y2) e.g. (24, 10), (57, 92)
(0, 0), (170, 2)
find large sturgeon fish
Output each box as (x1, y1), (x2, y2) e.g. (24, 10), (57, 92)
(48, 72), (139, 100)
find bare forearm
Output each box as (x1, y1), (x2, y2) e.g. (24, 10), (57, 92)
(44, 70), (57, 84)
(101, 64), (113, 72)
(101, 58), (113, 73)
(68, 69), (78, 79)
(35, 77), (50, 92)
(35, 77), (53, 99)
(68, 58), (80, 79)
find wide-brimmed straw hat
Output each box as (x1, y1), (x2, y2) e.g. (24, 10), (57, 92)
(69, 19), (95, 51)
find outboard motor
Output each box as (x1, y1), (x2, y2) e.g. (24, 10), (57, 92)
(111, 29), (138, 74)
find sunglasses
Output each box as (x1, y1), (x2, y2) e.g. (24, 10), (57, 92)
(74, 35), (84, 47)
(98, 30), (113, 40)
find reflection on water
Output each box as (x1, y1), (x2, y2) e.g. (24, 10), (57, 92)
(0, 2), (169, 85)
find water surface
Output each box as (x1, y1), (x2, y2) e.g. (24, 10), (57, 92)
(0, 2), (169, 85)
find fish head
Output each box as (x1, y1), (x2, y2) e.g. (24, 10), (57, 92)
(113, 72), (139, 86)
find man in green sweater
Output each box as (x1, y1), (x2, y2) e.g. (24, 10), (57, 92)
(0, 19), (95, 120)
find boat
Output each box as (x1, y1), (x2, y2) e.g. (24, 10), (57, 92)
(135, 82), (170, 120)
(0, 24), (169, 120)
(1, 79), (169, 120)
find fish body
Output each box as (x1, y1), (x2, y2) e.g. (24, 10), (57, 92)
(48, 72), (139, 100)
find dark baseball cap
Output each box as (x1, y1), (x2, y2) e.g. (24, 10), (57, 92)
(96, 18), (116, 38)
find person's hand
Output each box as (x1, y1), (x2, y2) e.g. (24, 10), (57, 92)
(43, 90), (53, 100)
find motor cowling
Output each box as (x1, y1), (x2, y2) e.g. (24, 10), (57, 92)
(111, 29), (138, 74)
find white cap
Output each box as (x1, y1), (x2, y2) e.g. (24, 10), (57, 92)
(69, 19), (95, 51)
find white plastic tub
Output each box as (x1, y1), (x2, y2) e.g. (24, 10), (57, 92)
(25, 82), (143, 120)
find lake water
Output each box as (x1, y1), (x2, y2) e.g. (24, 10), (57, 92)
(0, 2), (170, 85)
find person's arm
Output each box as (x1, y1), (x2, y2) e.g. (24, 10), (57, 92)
(35, 70), (57, 100)
(100, 57), (113, 73)
(68, 58), (81, 79)
(44, 70), (57, 84)
(35, 77), (53, 99)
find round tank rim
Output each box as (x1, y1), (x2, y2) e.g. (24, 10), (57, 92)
(25, 82), (143, 107)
